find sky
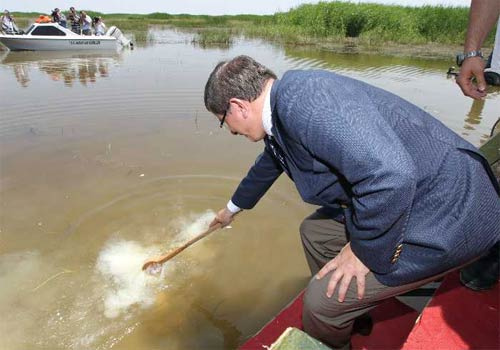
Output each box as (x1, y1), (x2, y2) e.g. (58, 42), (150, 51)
(6, 0), (471, 15)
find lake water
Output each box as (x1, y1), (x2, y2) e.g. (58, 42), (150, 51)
(0, 28), (499, 350)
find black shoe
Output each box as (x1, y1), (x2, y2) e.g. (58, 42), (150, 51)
(460, 242), (499, 291)
(352, 313), (373, 336)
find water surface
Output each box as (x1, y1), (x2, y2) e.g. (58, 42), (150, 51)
(1, 28), (499, 350)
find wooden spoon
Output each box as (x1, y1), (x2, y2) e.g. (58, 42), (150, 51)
(142, 222), (223, 273)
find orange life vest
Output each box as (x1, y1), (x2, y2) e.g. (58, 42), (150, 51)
(35, 15), (52, 23)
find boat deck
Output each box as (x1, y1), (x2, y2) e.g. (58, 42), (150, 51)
(240, 271), (499, 349)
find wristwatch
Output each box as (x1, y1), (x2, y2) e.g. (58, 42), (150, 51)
(456, 50), (484, 67)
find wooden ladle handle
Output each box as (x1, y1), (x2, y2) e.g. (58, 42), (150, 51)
(142, 222), (223, 271)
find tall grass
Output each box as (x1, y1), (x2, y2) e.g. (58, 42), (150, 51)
(270, 1), (490, 45)
(192, 29), (233, 48)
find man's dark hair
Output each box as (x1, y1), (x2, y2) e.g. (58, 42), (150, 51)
(204, 55), (277, 115)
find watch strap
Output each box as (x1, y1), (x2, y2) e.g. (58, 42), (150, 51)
(463, 50), (483, 59)
(456, 50), (484, 66)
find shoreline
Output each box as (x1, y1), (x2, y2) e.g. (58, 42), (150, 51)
(277, 39), (466, 61)
(302, 41), (474, 61)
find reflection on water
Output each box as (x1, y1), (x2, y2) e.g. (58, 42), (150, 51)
(147, 26), (195, 45)
(463, 99), (488, 144)
(0, 51), (121, 87)
(192, 40), (233, 50)
(284, 46), (446, 78)
(464, 99), (485, 128)
(192, 300), (242, 349)
(0, 29), (499, 350)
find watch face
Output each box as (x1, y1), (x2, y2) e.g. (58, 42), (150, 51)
(456, 54), (464, 67)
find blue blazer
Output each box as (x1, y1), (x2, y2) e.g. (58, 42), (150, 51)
(231, 70), (500, 286)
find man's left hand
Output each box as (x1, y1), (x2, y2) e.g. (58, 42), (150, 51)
(315, 242), (370, 302)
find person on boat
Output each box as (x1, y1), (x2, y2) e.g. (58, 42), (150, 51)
(455, 0), (500, 292)
(68, 7), (80, 34)
(204, 55), (500, 349)
(93, 17), (106, 36)
(456, 0), (500, 97)
(1, 10), (18, 34)
(79, 11), (92, 35)
(51, 8), (67, 28)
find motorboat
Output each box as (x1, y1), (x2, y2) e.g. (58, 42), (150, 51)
(0, 22), (131, 51)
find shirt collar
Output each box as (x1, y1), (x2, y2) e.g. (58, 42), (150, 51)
(262, 81), (274, 137)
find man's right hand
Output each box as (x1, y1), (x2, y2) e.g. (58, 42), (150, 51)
(456, 56), (487, 99)
(209, 207), (236, 228)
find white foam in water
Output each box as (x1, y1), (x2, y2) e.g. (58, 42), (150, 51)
(172, 210), (216, 244)
(95, 210), (215, 319)
(96, 240), (162, 318)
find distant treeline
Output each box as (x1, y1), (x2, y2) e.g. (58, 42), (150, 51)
(11, 1), (497, 46)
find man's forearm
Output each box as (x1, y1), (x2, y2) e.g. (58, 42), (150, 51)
(464, 0), (500, 52)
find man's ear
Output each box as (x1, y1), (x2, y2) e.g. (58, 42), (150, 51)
(229, 98), (250, 119)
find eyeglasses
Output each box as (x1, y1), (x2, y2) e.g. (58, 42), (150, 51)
(219, 108), (228, 128)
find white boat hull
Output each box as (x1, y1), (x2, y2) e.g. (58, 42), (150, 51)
(0, 36), (118, 51)
(0, 23), (128, 51)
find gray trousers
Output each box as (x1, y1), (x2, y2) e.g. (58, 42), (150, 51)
(300, 209), (457, 349)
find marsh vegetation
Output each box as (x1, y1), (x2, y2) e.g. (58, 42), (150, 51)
(9, 2), (497, 57)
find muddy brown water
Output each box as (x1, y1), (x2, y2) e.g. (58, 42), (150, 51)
(1, 28), (499, 350)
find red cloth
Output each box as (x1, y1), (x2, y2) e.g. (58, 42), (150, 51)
(351, 298), (419, 350)
(403, 271), (499, 350)
(240, 292), (419, 350)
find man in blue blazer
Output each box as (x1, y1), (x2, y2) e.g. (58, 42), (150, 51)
(204, 55), (500, 349)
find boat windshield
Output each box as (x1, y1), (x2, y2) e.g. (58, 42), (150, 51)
(26, 24), (35, 34)
(31, 26), (66, 36)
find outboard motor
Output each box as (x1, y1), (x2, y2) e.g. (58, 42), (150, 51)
(106, 26), (132, 48)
